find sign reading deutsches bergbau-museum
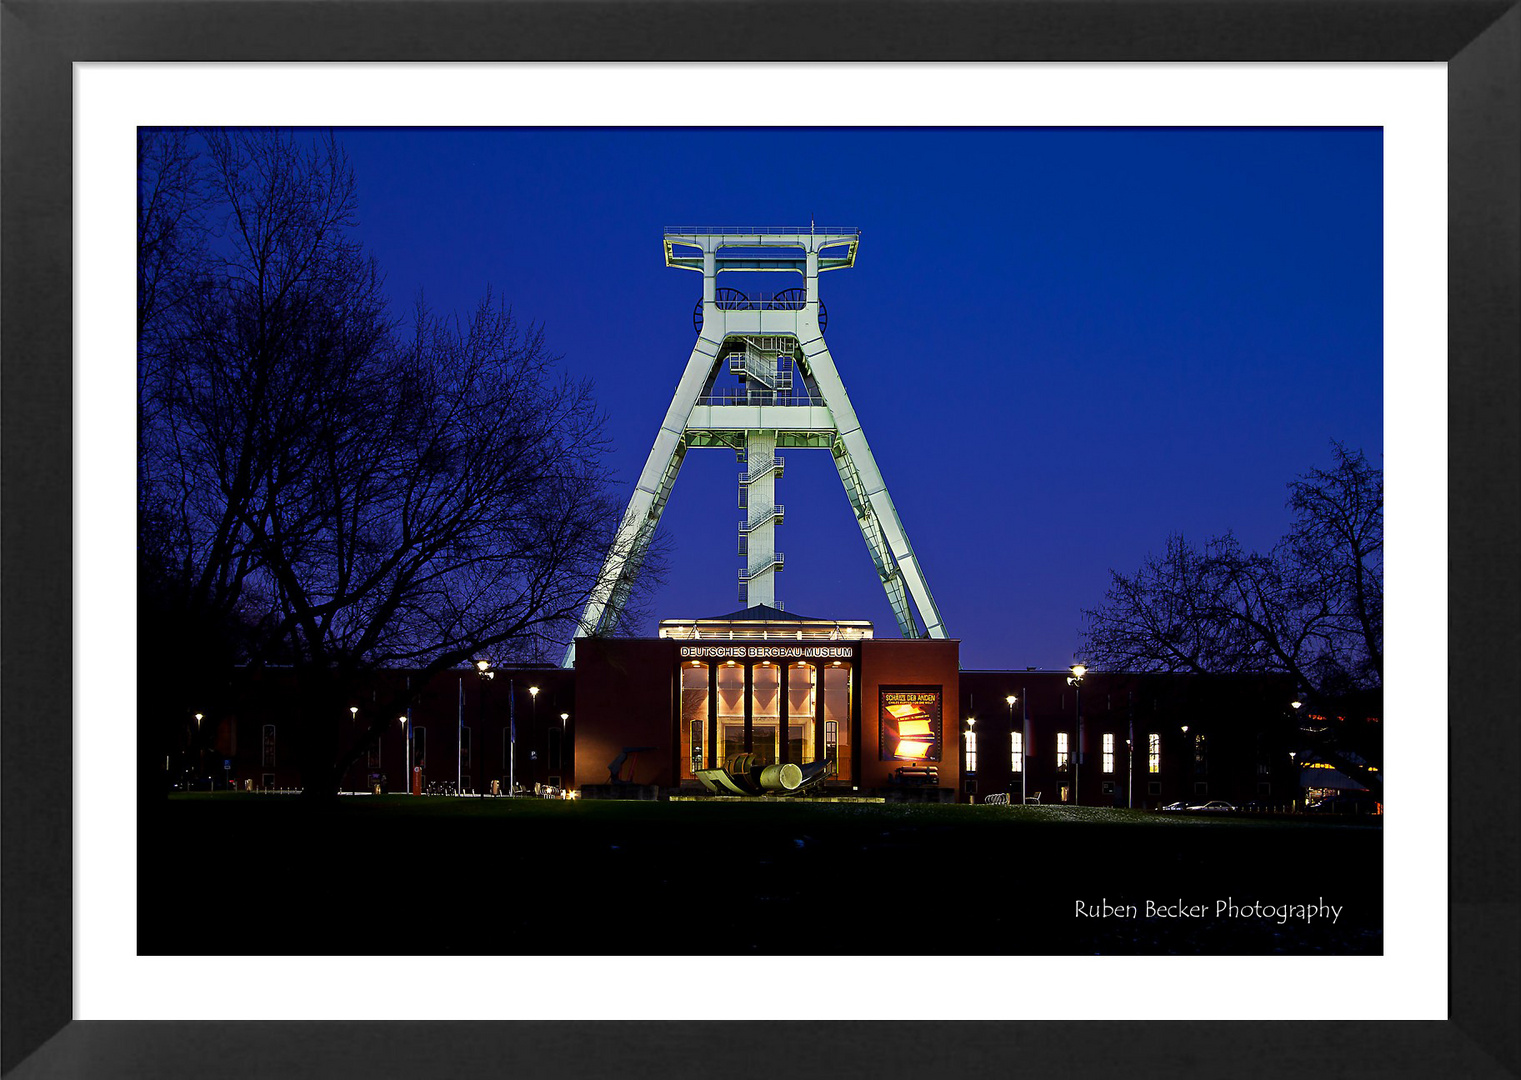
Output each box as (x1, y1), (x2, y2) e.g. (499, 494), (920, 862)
(677, 644), (856, 659)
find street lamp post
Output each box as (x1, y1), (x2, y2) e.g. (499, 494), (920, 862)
(193, 713), (203, 791)
(525, 686), (539, 799)
(349, 706), (359, 792)
(1288, 696), (1303, 811)
(560, 712), (570, 790)
(475, 660), (494, 796)
(400, 715), (410, 795)
(1005, 695), (1020, 805)
(1180, 724), (1190, 801)
(1067, 664), (1086, 805)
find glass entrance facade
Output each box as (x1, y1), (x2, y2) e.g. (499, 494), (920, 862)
(677, 657), (854, 782)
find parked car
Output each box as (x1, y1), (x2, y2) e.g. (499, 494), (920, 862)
(1159, 801), (1194, 812)
(1192, 800), (1237, 812)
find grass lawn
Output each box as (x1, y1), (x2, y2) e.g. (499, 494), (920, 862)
(141, 794), (1380, 956)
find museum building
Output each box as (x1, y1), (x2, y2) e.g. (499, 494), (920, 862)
(202, 605), (1335, 810)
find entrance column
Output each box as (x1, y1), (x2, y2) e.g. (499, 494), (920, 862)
(707, 660), (719, 768)
(778, 662), (791, 763)
(743, 660), (754, 753)
(814, 666), (826, 763)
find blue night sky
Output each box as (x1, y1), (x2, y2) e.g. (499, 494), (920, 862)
(333, 127), (1383, 670)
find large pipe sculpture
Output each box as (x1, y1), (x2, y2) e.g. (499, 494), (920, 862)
(695, 754), (837, 797)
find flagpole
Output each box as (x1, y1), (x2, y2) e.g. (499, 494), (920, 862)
(1128, 690), (1135, 810)
(457, 677), (463, 794)
(509, 679), (516, 798)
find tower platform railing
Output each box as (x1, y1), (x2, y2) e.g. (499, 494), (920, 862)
(665, 225), (859, 237)
(697, 389), (826, 408)
(712, 288), (810, 311)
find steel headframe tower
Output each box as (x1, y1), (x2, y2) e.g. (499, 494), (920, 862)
(562, 225), (946, 666)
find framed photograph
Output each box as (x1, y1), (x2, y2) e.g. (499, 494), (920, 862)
(4, 1), (1517, 1076)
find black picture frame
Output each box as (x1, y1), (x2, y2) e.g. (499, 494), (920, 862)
(3, 2), (1516, 1076)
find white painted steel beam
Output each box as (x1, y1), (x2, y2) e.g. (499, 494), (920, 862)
(561, 333), (716, 666)
(799, 334), (947, 640)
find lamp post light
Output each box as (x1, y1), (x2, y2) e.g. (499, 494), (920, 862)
(525, 686), (540, 799)
(193, 713), (204, 791)
(1005, 695), (1021, 805)
(349, 706), (359, 791)
(1067, 664), (1086, 805)
(400, 716), (409, 795)
(475, 660), (494, 796)
(560, 712), (570, 792)
(1180, 724), (1190, 800)
(1288, 698), (1303, 809)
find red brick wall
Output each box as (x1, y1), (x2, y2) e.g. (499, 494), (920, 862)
(858, 639), (962, 794)
(572, 637), (678, 789)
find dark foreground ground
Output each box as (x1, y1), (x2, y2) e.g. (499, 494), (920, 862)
(140, 795), (1381, 955)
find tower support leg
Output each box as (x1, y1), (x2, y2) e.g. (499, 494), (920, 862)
(561, 334), (720, 666)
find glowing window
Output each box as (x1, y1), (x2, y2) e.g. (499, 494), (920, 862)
(964, 730), (978, 773)
(1148, 733), (1160, 774)
(1056, 732), (1069, 769)
(681, 664), (711, 778)
(1010, 731), (1023, 772)
(1102, 733), (1114, 773)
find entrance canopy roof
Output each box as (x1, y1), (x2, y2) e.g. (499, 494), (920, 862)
(659, 604), (874, 642)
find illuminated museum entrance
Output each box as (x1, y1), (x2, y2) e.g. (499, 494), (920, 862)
(679, 657), (855, 784)
(665, 606), (869, 790)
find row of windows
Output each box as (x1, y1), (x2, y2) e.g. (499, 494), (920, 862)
(964, 731), (1211, 774)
